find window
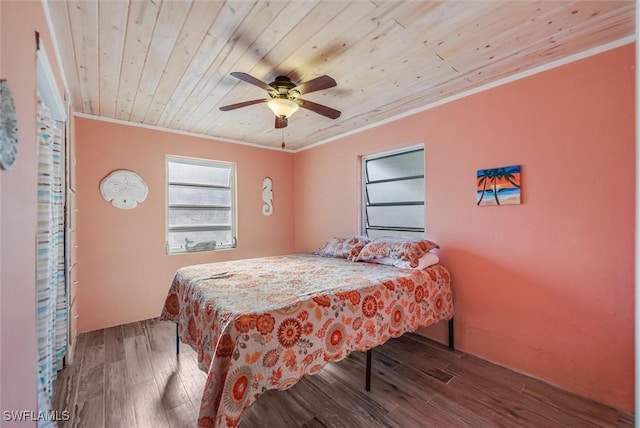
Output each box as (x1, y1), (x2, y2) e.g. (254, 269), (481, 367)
(166, 156), (236, 254)
(362, 146), (425, 239)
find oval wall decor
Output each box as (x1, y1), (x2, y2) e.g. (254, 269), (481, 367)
(0, 80), (19, 170)
(100, 169), (148, 209)
(262, 177), (273, 216)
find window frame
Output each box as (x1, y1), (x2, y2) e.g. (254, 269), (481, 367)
(361, 144), (426, 239)
(165, 155), (237, 254)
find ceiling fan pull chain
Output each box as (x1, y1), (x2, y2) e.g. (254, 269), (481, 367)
(281, 128), (285, 150)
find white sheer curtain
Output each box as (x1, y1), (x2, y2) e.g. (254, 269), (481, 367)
(36, 96), (67, 425)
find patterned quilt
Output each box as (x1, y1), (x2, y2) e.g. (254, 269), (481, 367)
(160, 253), (453, 428)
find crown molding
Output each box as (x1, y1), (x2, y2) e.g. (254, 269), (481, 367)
(294, 36), (635, 153)
(73, 112), (293, 152)
(72, 36), (634, 155)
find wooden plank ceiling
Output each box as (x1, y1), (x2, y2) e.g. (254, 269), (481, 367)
(45, 0), (635, 151)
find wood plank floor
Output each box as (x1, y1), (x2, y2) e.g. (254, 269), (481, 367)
(52, 318), (634, 428)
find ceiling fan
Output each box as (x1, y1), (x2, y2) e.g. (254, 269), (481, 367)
(219, 72), (341, 129)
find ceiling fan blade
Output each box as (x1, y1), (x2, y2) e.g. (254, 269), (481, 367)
(219, 99), (269, 111)
(275, 116), (288, 128)
(230, 72), (272, 91)
(293, 75), (337, 95)
(296, 98), (341, 119)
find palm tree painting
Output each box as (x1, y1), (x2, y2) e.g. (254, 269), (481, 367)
(477, 165), (521, 206)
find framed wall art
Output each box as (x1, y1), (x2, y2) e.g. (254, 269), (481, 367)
(477, 165), (521, 206)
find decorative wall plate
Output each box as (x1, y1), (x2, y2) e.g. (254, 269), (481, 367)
(0, 80), (18, 170)
(100, 170), (148, 209)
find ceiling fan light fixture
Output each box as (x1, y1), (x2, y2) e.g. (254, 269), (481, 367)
(267, 97), (299, 118)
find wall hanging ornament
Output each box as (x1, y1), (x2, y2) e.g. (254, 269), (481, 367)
(262, 177), (273, 216)
(0, 80), (19, 170)
(476, 165), (521, 206)
(100, 169), (148, 209)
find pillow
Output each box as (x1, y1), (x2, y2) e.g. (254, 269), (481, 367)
(314, 235), (371, 260)
(393, 253), (440, 270)
(355, 237), (439, 268)
(358, 250), (439, 270)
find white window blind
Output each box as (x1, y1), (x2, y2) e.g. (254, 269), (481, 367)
(166, 156), (236, 254)
(362, 147), (425, 239)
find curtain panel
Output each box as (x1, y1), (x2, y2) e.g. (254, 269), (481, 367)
(36, 97), (67, 424)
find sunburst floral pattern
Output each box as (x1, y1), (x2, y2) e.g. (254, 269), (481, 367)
(324, 323), (347, 355)
(277, 318), (302, 348)
(160, 254), (453, 427)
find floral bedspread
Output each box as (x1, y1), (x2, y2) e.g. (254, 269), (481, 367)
(160, 254), (453, 428)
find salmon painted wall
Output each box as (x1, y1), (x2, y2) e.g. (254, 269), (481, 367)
(293, 44), (635, 410)
(74, 118), (295, 332)
(1, 0), (66, 422)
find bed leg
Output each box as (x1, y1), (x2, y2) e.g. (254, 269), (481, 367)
(176, 322), (180, 354)
(448, 318), (455, 351)
(365, 349), (372, 391)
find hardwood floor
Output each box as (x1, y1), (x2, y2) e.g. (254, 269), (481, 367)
(52, 318), (634, 428)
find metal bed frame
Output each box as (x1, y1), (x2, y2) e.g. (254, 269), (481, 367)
(175, 317), (454, 392)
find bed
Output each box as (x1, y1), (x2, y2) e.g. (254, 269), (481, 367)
(160, 252), (453, 428)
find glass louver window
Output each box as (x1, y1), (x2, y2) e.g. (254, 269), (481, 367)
(166, 156), (236, 254)
(362, 147), (425, 239)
